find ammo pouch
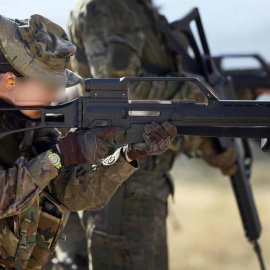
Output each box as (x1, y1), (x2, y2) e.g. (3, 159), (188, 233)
(0, 192), (69, 270)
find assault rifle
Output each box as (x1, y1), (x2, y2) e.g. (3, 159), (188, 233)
(1, 77), (270, 140)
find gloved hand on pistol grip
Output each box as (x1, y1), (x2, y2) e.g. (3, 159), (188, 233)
(57, 127), (126, 166)
(125, 121), (177, 160)
(199, 138), (238, 176)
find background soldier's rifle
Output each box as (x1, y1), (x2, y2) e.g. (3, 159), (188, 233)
(170, 8), (265, 269)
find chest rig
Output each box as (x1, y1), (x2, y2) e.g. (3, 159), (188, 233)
(0, 113), (69, 270)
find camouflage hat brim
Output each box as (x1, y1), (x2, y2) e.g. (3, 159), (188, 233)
(0, 15), (82, 87)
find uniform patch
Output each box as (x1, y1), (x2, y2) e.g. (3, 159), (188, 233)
(102, 148), (122, 166)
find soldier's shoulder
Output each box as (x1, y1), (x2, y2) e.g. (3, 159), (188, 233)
(71, 0), (114, 18)
(69, 0), (132, 35)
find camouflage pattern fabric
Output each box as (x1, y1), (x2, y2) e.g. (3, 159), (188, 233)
(67, 0), (206, 270)
(87, 172), (171, 270)
(44, 212), (89, 270)
(18, 15), (73, 71)
(0, 112), (137, 270)
(0, 14), (81, 87)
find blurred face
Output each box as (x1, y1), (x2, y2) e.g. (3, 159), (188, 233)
(0, 72), (65, 119)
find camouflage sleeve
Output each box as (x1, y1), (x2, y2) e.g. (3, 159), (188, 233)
(49, 148), (138, 211)
(0, 153), (58, 219)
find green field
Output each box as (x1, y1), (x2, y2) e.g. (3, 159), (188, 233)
(168, 141), (270, 270)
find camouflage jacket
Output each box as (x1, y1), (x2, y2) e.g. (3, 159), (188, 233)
(68, 0), (205, 163)
(0, 112), (137, 269)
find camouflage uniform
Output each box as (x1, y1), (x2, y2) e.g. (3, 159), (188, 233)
(0, 108), (137, 270)
(0, 13), (140, 270)
(67, 0), (204, 269)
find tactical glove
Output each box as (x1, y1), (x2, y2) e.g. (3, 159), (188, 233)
(125, 121), (177, 160)
(57, 127), (125, 166)
(199, 138), (238, 176)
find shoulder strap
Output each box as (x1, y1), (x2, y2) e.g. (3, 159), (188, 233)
(0, 113), (22, 167)
(0, 111), (38, 167)
(156, 16), (200, 73)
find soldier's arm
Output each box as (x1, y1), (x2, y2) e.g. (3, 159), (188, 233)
(0, 153), (58, 219)
(33, 127), (138, 212)
(50, 119), (176, 211)
(0, 125), (138, 218)
(49, 149), (138, 212)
